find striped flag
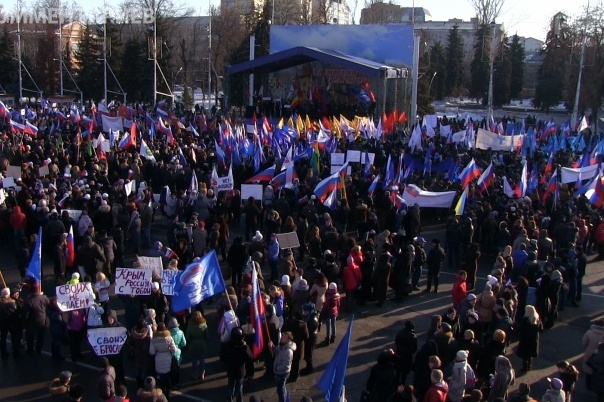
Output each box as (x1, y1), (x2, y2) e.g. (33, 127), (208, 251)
(250, 260), (265, 359)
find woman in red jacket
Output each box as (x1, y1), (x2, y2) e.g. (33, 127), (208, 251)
(9, 206), (27, 248)
(342, 258), (362, 314)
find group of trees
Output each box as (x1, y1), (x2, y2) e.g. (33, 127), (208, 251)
(534, 4), (604, 121)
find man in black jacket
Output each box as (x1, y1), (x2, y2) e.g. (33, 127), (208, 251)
(220, 327), (253, 402)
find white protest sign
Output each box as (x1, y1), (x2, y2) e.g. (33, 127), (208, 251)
(330, 165), (343, 174)
(124, 180), (136, 197)
(214, 175), (234, 191)
(63, 209), (82, 222)
(137, 256), (163, 277)
(330, 153), (345, 165)
(2, 177), (16, 188)
(56, 282), (96, 311)
(87, 327), (128, 356)
(153, 193), (161, 203)
(38, 165), (50, 177)
(241, 184), (264, 206)
(161, 270), (179, 296)
(276, 232), (300, 249)
(114, 268), (153, 296)
(7, 166), (22, 179)
(360, 152), (376, 165)
(346, 150), (361, 163)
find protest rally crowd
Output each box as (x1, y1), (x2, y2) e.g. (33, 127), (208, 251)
(2, 99), (604, 402)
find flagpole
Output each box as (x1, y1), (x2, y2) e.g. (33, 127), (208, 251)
(0, 269), (6, 289)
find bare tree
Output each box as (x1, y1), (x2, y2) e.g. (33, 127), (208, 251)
(311, 0), (335, 24)
(273, 0), (305, 25)
(350, 0), (359, 24)
(468, 0), (504, 25)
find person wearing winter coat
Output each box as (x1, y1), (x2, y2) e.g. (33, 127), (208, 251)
(168, 317), (186, 386)
(541, 378), (566, 402)
(134, 376), (168, 402)
(77, 236), (106, 279)
(413, 343), (440, 401)
(128, 319), (154, 389)
(86, 303), (104, 328)
(447, 350), (474, 402)
(423, 368), (449, 402)
(220, 327), (253, 402)
(426, 239), (446, 293)
(149, 322), (176, 399)
(321, 283), (341, 345)
(487, 355), (515, 402)
(128, 210), (142, 254)
(394, 320), (418, 384)
(366, 349), (399, 402)
(516, 305), (543, 372)
(475, 283), (496, 340)
(477, 330), (507, 381)
(67, 309), (87, 361)
(186, 311), (209, 381)
(582, 318), (604, 390)
(97, 357), (116, 401)
(451, 271), (468, 311)
(271, 331), (296, 402)
(9, 206), (27, 248)
(22, 286), (50, 355)
(0, 287), (22, 358)
(281, 312), (309, 383)
(342, 258), (362, 313)
(374, 251), (392, 307)
(98, 232), (117, 279)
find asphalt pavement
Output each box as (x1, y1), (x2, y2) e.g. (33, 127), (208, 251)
(1, 219), (603, 402)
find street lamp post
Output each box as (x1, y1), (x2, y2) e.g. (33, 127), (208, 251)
(487, 22), (497, 124)
(428, 71), (437, 98)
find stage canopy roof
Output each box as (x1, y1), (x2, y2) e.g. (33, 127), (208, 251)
(228, 46), (406, 79)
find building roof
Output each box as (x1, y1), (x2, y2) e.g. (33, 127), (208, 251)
(228, 46), (405, 78)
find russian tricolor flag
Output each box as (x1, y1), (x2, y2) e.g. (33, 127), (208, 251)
(250, 259), (265, 358)
(65, 226), (75, 267)
(314, 164), (347, 203)
(24, 120), (39, 137)
(458, 158), (481, 189)
(476, 162), (494, 193)
(246, 165), (276, 183)
(514, 161), (528, 198)
(118, 132), (135, 150)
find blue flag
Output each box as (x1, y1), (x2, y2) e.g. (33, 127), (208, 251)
(25, 227), (42, 284)
(317, 317), (353, 402)
(171, 251), (226, 312)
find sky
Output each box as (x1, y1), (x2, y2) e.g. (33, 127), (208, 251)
(1, 0), (583, 42)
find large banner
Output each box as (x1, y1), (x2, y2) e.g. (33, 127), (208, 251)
(101, 115), (123, 133)
(476, 128), (525, 151)
(56, 282), (96, 311)
(87, 327), (128, 356)
(561, 164), (600, 183)
(114, 268), (153, 295)
(402, 184), (457, 208)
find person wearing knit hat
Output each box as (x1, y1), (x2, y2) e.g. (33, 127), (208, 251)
(545, 377), (565, 400)
(448, 350), (473, 402)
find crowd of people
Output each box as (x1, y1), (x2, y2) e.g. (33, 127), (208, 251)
(0, 102), (604, 402)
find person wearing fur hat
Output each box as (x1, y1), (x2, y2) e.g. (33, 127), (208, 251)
(135, 376), (168, 402)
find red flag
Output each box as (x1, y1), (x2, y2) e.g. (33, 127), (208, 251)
(398, 111), (408, 124)
(250, 262), (265, 358)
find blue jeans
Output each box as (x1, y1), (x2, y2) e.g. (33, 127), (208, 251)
(275, 374), (289, 402)
(228, 376), (243, 402)
(325, 317), (336, 340)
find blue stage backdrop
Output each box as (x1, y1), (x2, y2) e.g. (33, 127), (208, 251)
(270, 24), (414, 68)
